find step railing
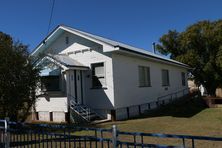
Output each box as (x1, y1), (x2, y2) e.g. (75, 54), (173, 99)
(70, 99), (91, 122)
(67, 94), (104, 122)
(78, 103), (105, 121)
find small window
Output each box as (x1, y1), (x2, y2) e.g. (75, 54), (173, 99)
(65, 36), (69, 45)
(138, 66), (151, 87)
(162, 69), (169, 86)
(41, 76), (60, 91)
(91, 63), (105, 88)
(181, 72), (186, 86)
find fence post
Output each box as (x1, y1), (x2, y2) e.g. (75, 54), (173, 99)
(4, 117), (10, 148)
(112, 125), (118, 148)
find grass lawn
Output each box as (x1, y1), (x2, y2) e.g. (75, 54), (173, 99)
(90, 95), (222, 147)
(95, 95), (222, 137)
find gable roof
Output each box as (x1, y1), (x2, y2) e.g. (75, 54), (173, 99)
(32, 25), (190, 69)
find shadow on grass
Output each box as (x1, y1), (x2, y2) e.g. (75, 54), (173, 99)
(140, 94), (208, 118)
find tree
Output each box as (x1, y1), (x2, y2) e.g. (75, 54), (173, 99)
(156, 20), (222, 96)
(0, 32), (40, 121)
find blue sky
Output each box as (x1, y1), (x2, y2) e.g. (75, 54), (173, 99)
(1, 0), (222, 52)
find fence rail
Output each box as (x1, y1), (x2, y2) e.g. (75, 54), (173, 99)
(0, 119), (222, 147)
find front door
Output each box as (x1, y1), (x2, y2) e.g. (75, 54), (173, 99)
(74, 70), (83, 104)
(68, 70), (84, 104)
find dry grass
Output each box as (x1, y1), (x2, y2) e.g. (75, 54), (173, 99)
(92, 96), (222, 147)
(96, 96), (222, 136)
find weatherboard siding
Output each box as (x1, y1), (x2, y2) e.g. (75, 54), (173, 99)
(112, 52), (188, 109)
(35, 97), (67, 122)
(42, 31), (115, 110)
(35, 97), (68, 112)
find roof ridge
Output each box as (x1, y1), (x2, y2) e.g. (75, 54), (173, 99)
(61, 25), (189, 67)
(61, 25), (150, 51)
(33, 24), (190, 69)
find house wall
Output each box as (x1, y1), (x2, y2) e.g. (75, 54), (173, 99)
(58, 32), (115, 111)
(36, 97), (68, 112)
(67, 49), (115, 111)
(35, 32), (115, 120)
(35, 97), (67, 122)
(112, 52), (188, 120)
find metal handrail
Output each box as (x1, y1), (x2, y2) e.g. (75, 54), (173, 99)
(70, 99), (91, 121)
(115, 87), (190, 113)
(157, 88), (189, 102)
(68, 94), (104, 121)
(80, 103), (105, 120)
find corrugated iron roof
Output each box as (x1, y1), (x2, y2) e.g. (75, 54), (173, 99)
(62, 25), (189, 68)
(47, 54), (88, 68)
(32, 25), (190, 69)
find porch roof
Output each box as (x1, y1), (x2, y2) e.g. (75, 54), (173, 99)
(47, 54), (89, 69)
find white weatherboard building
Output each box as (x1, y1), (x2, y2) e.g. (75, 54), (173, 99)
(31, 25), (189, 122)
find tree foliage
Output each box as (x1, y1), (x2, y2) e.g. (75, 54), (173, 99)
(0, 32), (40, 121)
(156, 20), (222, 95)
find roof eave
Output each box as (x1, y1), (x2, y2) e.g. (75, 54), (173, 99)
(115, 45), (191, 69)
(31, 25), (116, 57)
(31, 25), (66, 57)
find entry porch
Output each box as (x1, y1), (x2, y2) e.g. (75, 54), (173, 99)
(34, 54), (104, 122)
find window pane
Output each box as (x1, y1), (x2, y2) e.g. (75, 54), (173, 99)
(91, 63), (105, 88)
(41, 76), (60, 91)
(145, 68), (150, 86)
(162, 69), (169, 86)
(92, 76), (102, 87)
(139, 66), (145, 86)
(98, 77), (106, 86)
(95, 66), (104, 77)
(181, 72), (186, 86)
(138, 66), (150, 87)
